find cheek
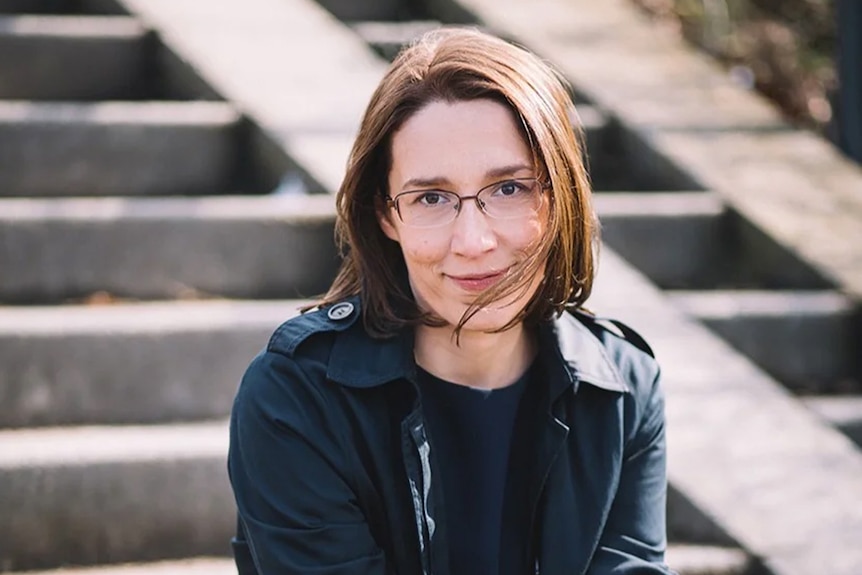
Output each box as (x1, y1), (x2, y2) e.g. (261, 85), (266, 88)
(400, 236), (448, 268)
(508, 217), (546, 250)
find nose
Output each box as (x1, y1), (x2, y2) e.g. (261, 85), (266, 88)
(450, 198), (497, 257)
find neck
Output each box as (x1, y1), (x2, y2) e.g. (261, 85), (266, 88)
(414, 322), (536, 390)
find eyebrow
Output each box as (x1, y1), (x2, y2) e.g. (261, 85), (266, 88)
(400, 163), (534, 191)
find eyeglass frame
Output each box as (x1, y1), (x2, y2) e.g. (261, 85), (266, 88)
(385, 177), (549, 228)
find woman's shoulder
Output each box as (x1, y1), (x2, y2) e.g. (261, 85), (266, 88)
(556, 308), (661, 398)
(235, 299), (363, 401)
(243, 295), (411, 396)
(559, 309), (665, 441)
(266, 298), (362, 360)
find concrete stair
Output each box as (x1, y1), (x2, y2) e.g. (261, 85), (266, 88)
(0, 195), (338, 303)
(9, 545), (757, 575)
(0, 101), (240, 197)
(0, 300), (309, 428)
(667, 290), (859, 393)
(2, 0), (861, 574)
(0, 15), (146, 100)
(0, 421), (232, 570)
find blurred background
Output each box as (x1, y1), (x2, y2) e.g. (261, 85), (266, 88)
(0, 0), (860, 574)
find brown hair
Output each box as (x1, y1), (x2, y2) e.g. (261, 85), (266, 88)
(316, 27), (598, 338)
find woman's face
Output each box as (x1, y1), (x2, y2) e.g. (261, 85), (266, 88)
(379, 98), (549, 332)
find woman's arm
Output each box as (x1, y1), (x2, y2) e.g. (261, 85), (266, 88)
(588, 369), (677, 574)
(228, 351), (389, 575)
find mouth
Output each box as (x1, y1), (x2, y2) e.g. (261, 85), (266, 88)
(447, 268), (509, 292)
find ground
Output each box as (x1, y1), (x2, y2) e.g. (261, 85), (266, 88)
(629, 0), (837, 134)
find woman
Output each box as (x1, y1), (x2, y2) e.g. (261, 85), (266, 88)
(228, 27), (673, 575)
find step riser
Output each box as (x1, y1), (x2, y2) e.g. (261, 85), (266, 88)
(0, 18), (147, 99)
(803, 397), (862, 448)
(587, 125), (708, 191)
(600, 212), (726, 289)
(313, 0), (406, 22)
(0, 106), (239, 197)
(0, 217), (338, 302)
(666, 291), (859, 393)
(698, 314), (859, 393)
(0, 328), (270, 427)
(601, 211), (832, 290)
(667, 485), (737, 547)
(0, 0), (123, 15)
(0, 457), (234, 571)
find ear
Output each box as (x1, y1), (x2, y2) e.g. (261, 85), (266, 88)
(376, 198), (401, 243)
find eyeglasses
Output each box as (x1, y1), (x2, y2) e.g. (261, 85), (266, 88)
(387, 177), (546, 228)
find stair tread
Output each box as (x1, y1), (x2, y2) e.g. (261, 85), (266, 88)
(666, 543), (752, 574)
(594, 190), (723, 215)
(15, 558), (235, 575)
(0, 100), (239, 125)
(0, 299), (308, 334)
(0, 15), (144, 37)
(803, 395), (862, 425)
(0, 193), (336, 221)
(0, 420), (229, 468)
(15, 544), (753, 574)
(667, 289), (853, 316)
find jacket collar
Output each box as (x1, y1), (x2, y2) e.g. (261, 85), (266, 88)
(326, 298), (628, 395)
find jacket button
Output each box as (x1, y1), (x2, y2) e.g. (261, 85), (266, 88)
(327, 301), (355, 321)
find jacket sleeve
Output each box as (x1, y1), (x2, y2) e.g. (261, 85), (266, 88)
(227, 350), (389, 575)
(588, 367), (677, 574)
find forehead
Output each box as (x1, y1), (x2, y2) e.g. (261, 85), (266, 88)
(388, 99), (533, 188)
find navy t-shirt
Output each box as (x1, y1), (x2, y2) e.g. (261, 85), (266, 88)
(418, 364), (533, 575)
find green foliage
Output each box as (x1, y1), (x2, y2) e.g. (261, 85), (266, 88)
(632, 0), (837, 130)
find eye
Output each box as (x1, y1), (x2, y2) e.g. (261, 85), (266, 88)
(413, 191), (451, 207)
(494, 179), (529, 197)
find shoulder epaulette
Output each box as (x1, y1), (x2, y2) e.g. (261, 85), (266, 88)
(571, 309), (655, 359)
(268, 299), (360, 357)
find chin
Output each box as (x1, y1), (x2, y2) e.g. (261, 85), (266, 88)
(441, 299), (526, 333)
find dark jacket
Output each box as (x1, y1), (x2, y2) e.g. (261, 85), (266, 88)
(228, 296), (673, 575)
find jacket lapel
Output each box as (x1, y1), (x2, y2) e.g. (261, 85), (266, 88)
(535, 387), (625, 575)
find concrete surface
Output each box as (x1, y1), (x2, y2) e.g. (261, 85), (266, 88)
(0, 300), (308, 427)
(0, 421), (234, 571)
(669, 290), (859, 392)
(0, 101), (240, 197)
(803, 395), (862, 447)
(0, 15), (146, 100)
(589, 249), (862, 575)
(0, 194), (339, 302)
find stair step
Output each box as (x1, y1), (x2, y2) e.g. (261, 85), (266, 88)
(0, 1), (123, 15)
(349, 20), (443, 60)
(599, 195), (833, 291)
(16, 558), (235, 575)
(0, 421), (233, 571)
(0, 101), (241, 197)
(2, 543), (755, 574)
(0, 15), (147, 100)
(597, 191), (726, 288)
(0, 194), (338, 304)
(0, 417), (750, 572)
(0, 299), (308, 427)
(7, 544), (755, 575)
(666, 544), (755, 575)
(667, 290), (859, 393)
(313, 0), (418, 22)
(802, 395), (862, 447)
